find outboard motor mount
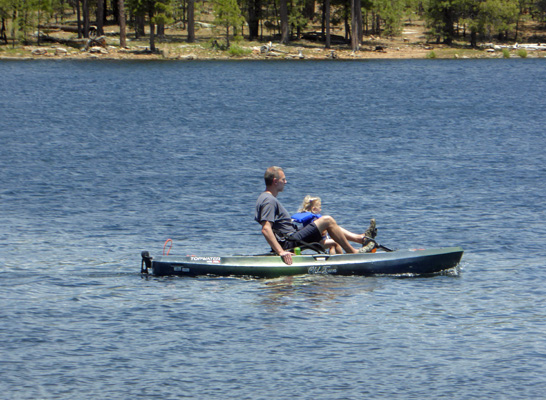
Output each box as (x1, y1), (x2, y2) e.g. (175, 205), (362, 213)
(141, 251), (153, 274)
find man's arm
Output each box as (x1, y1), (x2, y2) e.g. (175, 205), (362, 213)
(260, 220), (293, 265)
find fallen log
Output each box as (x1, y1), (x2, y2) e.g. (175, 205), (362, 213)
(38, 34), (107, 50)
(39, 24), (80, 33)
(39, 24), (97, 37)
(260, 41), (288, 54)
(38, 34), (88, 49)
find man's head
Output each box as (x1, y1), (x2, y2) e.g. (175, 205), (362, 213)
(264, 166), (287, 193)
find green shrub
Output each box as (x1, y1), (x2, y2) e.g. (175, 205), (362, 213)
(228, 44), (251, 57)
(502, 48), (510, 58)
(426, 51), (437, 59)
(517, 48), (527, 58)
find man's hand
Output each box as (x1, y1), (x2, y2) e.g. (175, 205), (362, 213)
(279, 251), (293, 265)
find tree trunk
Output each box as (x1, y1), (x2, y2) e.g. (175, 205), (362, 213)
(1, 18), (7, 44)
(280, 0), (289, 44)
(76, 0), (82, 38)
(350, 0), (359, 51)
(442, 5), (454, 45)
(355, 0), (362, 45)
(344, 2), (350, 41)
(112, 0), (119, 24)
(187, 0), (195, 42)
(96, 0), (104, 36)
(149, 10), (156, 52)
(325, 0), (330, 49)
(119, 0), (126, 47)
(82, 0), (90, 38)
(321, 0), (325, 36)
(248, 0), (260, 40)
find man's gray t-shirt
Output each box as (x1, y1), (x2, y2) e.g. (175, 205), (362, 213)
(254, 192), (295, 237)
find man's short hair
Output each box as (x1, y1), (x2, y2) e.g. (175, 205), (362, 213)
(264, 166), (283, 186)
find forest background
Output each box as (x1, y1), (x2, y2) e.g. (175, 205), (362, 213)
(1, 0), (546, 59)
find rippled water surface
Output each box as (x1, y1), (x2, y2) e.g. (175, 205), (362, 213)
(1, 59), (545, 399)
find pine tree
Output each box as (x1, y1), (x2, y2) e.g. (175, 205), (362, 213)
(213, 0), (245, 47)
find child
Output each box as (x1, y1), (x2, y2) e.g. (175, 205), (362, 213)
(291, 196), (343, 254)
(291, 195), (323, 227)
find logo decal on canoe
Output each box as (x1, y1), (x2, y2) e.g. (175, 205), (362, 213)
(308, 265), (337, 274)
(190, 256), (221, 264)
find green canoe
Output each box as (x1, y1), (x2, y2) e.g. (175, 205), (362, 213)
(141, 247), (464, 278)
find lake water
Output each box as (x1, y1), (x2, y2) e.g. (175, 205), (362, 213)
(1, 59), (545, 399)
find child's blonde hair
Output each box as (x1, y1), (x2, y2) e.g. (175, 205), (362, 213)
(298, 195), (321, 212)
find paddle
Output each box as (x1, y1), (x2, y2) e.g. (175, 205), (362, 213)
(363, 236), (394, 252)
(377, 243), (394, 252)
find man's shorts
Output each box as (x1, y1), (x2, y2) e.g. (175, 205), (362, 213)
(281, 222), (323, 250)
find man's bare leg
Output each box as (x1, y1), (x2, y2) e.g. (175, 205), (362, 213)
(339, 227), (366, 244)
(315, 216), (359, 254)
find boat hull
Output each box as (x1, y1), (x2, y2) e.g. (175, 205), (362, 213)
(142, 247), (463, 278)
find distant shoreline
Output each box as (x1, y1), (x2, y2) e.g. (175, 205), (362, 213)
(2, 39), (546, 61)
(2, 49), (544, 61)
(4, 14), (546, 62)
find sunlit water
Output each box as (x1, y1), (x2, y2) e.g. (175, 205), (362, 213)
(1, 59), (545, 399)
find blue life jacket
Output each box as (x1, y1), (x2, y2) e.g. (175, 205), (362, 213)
(291, 212), (321, 227)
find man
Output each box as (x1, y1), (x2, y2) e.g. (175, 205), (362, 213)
(255, 166), (375, 265)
